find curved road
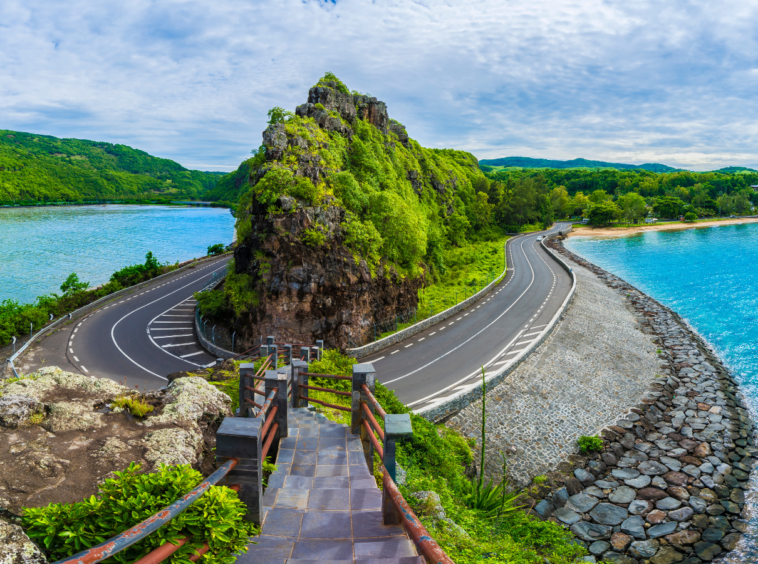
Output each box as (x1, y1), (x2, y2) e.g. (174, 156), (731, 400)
(365, 223), (573, 410)
(28, 257), (231, 390)
(27, 223), (572, 400)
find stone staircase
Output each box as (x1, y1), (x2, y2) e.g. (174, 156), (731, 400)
(235, 408), (424, 564)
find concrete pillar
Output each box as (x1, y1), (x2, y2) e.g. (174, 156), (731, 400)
(292, 360), (308, 409)
(351, 363), (375, 471)
(238, 362), (256, 417)
(216, 417), (263, 524)
(300, 346), (310, 363)
(264, 368), (288, 439)
(382, 413), (413, 525)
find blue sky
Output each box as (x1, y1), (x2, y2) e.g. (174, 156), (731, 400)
(2, 0), (758, 171)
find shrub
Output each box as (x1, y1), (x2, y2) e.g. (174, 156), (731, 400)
(195, 289), (229, 319)
(110, 251), (162, 286)
(111, 394), (154, 418)
(577, 435), (604, 453)
(301, 227), (326, 247)
(314, 103), (325, 111)
(207, 243), (225, 256)
(60, 273), (89, 295)
(684, 211), (698, 222)
(22, 463), (258, 563)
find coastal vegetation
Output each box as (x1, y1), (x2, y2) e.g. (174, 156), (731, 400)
(486, 167), (758, 225)
(0, 130), (222, 204)
(0, 252), (179, 346)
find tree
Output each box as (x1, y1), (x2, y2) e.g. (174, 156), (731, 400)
(471, 192), (494, 227)
(549, 186), (570, 218)
(684, 212), (697, 222)
(60, 273), (89, 295)
(267, 106), (294, 125)
(587, 201), (620, 226)
(569, 192), (591, 217)
(653, 196), (685, 219)
(588, 189), (611, 204)
(618, 192), (647, 224)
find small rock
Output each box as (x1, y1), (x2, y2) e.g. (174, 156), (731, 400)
(668, 507), (694, 522)
(590, 503), (629, 526)
(568, 493), (600, 514)
(693, 443), (711, 458)
(554, 506), (581, 525)
(720, 500), (740, 514)
(657, 497), (683, 510)
(609, 486), (636, 504)
(651, 546), (684, 564)
(667, 486), (690, 501)
(648, 521), (678, 539)
(534, 499), (554, 518)
(694, 541), (721, 561)
(553, 487), (569, 508)
(663, 472), (689, 486)
(701, 528), (725, 543)
(565, 477), (584, 496)
(612, 468), (640, 480)
(625, 475), (652, 488)
(721, 532), (742, 551)
(629, 539), (660, 559)
(647, 509), (667, 524)
(621, 515), (646, 539)
(688, 496), (707, 513)
(570, 522), (612, 542)
(584, 486), (607, 499)
(640, 461), (670, 476)
(628, 500), (650, 515)
(589, 540), (610, 556)
(666, 530), (701, 546)
(575, 468), (595, 486)
(0, 519), (47, 563)
(610, 532), (633, 551)
(638, 487), (669, 501)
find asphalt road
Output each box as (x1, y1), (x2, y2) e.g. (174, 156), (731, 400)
(27, 256), (231, 390)
(362, 223), (574, 411)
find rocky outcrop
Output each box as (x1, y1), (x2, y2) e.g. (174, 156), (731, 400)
(521, 241), (757, 564)
(0, 368), (231, 514)
(0, 519), (47, 564)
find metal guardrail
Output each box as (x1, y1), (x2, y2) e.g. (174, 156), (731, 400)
(5, 253), (231, 377)
(52, 458), (239, 564)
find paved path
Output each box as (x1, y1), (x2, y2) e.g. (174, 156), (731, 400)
(365, 223), (573, 410)
(237, 408), (422, 564)
(19, 256), (231, 389)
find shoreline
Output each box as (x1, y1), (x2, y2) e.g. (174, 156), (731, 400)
(568, 217), (758, 238)
(541, 238), (757, 563)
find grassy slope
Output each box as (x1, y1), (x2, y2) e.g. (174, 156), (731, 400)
(0, 129), (221, 203)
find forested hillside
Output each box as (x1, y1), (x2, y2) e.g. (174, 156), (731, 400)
(479, 156), (679, 172)
(0, 130), (222, 203)
(486, 167), (758, 225)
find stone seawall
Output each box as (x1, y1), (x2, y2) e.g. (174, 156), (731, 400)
(519, 239), (757, 564)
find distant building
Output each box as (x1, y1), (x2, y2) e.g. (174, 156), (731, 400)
(751, 185), (758, 191)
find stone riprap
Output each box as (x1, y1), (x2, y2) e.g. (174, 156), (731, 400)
(523, 239), (756, 564)
(447, 248), (660, 486)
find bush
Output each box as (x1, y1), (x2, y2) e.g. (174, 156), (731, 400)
(301, 227), (326, 247)
(22, 463), (258, 563)
(684, 211), (698, 222)
(577, 435), (604, 453)
(207, 243), (225, 256)
(110, 251), (162, 286)
(194, 289), (230, 319)
(111, 394), (154, 418)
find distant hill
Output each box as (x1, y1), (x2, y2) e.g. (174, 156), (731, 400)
(479, 156), (680, 173)
(0, 130), (222, 204)
(712, 166), (758, 174)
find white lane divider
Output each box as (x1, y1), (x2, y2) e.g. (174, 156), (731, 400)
(162, 342), (197, 348)
(181, 351), (206, 358)
(152, 334), (194, 339)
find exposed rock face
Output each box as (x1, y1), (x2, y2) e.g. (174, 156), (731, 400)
(0, 519), (47, 564)
(233, 202), (422, 349)
(0, 368), (231, 514)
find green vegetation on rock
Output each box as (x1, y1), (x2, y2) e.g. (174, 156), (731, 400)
(0, 129), (221, 204)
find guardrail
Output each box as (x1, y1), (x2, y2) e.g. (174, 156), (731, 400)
(346, 235), (522, 359)
(5, 252), (231, 378)
(52, 459), (239, 564)
(415, 226), (577, 422)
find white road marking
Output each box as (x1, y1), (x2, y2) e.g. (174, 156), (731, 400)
(515, 339), (535, 346)
(69, 348), (74, 354)
(456, 317), (462, 321)
(151, 321), (194, 324)
(523, 331), (541, 338)
(159, 315), (193, 317)
(391, 350), (399, 354)
(440, 326), (446, 330)
(181, 351), (206, 358)
(429, 332), (436, 336)
(152, 334), (194, 339)
(74, 356), (80, 362)
(371, 356), (385, 362)
(148, 326), (193, 330)
(418, 338), (425, 342)
(81, 366), (88, 373)
(405, 343), (413, 348)
(162, 342), (197, 348)
(74, 328), (78, 333)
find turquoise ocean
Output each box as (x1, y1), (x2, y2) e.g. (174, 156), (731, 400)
(0, 205), (235, 304)
(566, 223), (758, 559)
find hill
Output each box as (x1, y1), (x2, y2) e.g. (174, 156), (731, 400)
(712, 166), (758, 174)
(479, 156), (680, 173)
(0, 130), (221, 204)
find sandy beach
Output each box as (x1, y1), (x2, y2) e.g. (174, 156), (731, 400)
(568, 216), (758, 238)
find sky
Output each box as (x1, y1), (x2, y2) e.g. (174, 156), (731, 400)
(2, 0), (758, 172)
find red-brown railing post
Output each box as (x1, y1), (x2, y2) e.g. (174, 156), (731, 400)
(352, 363), (375, 471)
(265, 368), (288, 439)
(238, 362), (256, 417)
(216, 418), (263, 524)
(292, 359), (308, 409)
(383, 414), (413, 525)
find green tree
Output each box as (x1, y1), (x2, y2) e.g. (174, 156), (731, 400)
(618, 192), (647, 224)
(471, 191), (494, 227)
(368, 191), (427, 270)
(587, 201), (620, 226)
(588, 189), (611, 204)
(267, 106), (294, 125)
(447, 212), (471, 246)
(569, 192), (591, 216)
(653, 196), (685, 219)
(549, 186), (570, 218)
(60, 273), (89, 295)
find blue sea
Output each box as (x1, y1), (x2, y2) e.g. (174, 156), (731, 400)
(0, 205), (235, 304)
(566, 223), (758, 559)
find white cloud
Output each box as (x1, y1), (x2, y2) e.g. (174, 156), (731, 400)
(1, 0), (758, 171)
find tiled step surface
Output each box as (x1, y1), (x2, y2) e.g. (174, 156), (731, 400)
(235, 408), (423, 564)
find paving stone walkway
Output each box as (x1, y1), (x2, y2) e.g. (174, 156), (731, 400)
(235, 408), (423, 564)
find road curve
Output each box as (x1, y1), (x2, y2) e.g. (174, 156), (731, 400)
(29, 256), (231, 390)
(363, 223), (573, 410)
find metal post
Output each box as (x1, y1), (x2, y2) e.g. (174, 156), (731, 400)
(216, 417), (263, 524)
(238, 363), (256, 417)
(284, 344), (292, 366)
(351, 363), (376, 471)
(316, 340), (324, 360)
(12, 336), (16, 354)
(30, 322), (33, 336)
(266, 335), (274, 346)
(382, 413), (413, 525)
(292, 360), (308, 409)
(212, 325), (216, 345)
(232, 331), (236, 353)
(300, 346), (310, 364)
(264, 368), (288, 439)
(269, 345), (278, 370)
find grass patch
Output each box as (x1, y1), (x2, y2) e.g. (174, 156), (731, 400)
(111, 394), (154, 418)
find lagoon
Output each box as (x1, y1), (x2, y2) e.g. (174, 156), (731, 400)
(0, 205), (235, 304)
(566, 223), (758, 559)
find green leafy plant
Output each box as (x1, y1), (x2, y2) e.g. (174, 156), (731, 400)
(60, 273), (89, 295)
(301, 227), (326, 247)
(314, 102), (325, 110)
(262, 456), (278, 488)
(22, 462), (258, 563)
(577, 435), (604, 454)
(111, 394), (154, 418)
(207, 243), (225, 256)
(194, 289), (229, 319)
(267, 106), (294, 125)
(532, 475), (547, 485)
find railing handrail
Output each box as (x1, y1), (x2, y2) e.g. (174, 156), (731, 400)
(53, 458), (239, 564)
(361, 383), (387, 419)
